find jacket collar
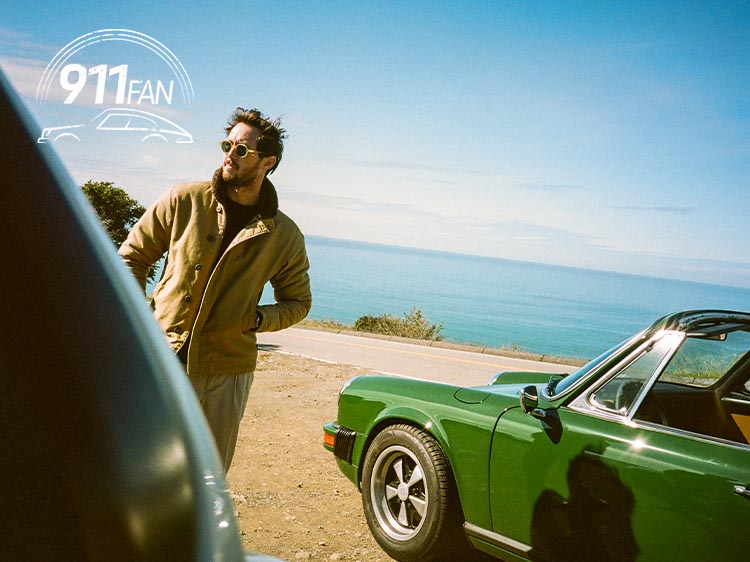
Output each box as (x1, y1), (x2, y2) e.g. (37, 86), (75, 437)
(211, 168), (279, 219)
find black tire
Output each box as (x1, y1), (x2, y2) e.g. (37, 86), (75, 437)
(361, 424), (471, 562)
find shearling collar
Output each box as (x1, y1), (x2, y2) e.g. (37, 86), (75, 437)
(210, 168), (279, 219)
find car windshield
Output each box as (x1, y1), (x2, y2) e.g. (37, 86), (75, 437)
(549, 331), (645, 397)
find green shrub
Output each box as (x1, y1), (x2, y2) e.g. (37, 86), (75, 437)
(302, 318), (350, 331)
(354, 307), (443, 341)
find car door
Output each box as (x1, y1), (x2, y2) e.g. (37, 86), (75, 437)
(488, 332), (750, 562)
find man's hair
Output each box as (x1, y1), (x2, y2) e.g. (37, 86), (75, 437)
(225, 107), (287, 175)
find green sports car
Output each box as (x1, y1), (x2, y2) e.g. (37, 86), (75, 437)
(324, 310), (750, 562)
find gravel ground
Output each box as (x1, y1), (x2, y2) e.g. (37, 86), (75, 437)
(229, 349), (395, 562)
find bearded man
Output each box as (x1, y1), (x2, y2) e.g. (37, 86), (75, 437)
(119, 107), (312, 472)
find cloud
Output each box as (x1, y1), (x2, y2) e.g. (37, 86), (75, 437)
(608, 205), (695, 214)
(282, 186), (455, 222)
(0, 28), (57, 58)
(516, 182), (588, 192)
(472, 217), (600, 246)
(0, 56), (49, 100)
(0, 28), (60, 100)
(43, 138), (213, 206)
(321, 155), (485, 176)
(285, 185), (599, 247)
(316, 158), (598, 197)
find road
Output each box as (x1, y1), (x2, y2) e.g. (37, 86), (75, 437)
(257, 327), (573, 387)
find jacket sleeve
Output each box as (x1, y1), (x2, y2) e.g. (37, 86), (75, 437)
(118, 190), (173, 291)
(256, 232), (312, 332)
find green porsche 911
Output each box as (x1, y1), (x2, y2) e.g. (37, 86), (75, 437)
(324, 310), (750, 562)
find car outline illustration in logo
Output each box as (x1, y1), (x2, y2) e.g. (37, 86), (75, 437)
(37, 107), (193, 144)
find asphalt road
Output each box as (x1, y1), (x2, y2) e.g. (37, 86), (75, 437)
(257, 328), (573, 387)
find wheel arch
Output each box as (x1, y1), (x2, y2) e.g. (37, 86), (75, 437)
(357, 414), (479, 561)
(358, 408), (455, 488)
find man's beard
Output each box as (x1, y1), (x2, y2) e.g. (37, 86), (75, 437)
(222, 159), (262, 188)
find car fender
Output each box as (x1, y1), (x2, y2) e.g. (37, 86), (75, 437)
(368, 404), (452, 456)
(358, 401), (500, 529)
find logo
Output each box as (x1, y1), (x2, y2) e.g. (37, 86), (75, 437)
(36, 29), (194, 144)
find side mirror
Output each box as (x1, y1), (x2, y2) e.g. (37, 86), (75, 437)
(520, 385), (538, 413)
(520, 385), (546, 419)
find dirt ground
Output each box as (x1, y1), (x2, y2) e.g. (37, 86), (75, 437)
(229, 348), (395, 562)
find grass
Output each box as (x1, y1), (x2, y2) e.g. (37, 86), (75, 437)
(302, 307), (444, 341)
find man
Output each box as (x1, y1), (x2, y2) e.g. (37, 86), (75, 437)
(119, 107), (312, 472)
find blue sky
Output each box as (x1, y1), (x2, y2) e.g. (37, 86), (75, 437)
(2, 1), (749, 288)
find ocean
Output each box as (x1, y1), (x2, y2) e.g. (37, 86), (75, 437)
(268, 236), (750, 360)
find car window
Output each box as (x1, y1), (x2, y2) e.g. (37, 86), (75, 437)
(660, 329), (750, 388)
(590, 333), (680, 415)
(631, 328), (750, 444)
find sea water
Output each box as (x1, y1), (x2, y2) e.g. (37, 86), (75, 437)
(278, 236), (749, 360)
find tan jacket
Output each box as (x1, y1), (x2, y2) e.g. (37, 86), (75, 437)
(119, 171), (312, 375)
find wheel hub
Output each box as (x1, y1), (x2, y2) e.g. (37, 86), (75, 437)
(397, 482), (410, 501)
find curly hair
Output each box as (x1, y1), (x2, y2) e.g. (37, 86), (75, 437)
(225, 107), (287, 175)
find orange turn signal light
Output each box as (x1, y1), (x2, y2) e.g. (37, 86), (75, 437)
(324, 432), (335, 448)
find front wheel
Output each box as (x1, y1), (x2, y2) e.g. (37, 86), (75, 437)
(361, 424), (471, 562)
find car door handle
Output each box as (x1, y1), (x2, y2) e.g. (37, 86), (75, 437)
(733, 485), (750, 499)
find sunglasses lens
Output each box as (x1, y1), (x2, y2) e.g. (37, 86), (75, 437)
(236, 144), (248, 157)
(221, 140), (232, 153)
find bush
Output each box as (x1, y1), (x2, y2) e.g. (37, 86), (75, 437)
(354, 307), (443, 341)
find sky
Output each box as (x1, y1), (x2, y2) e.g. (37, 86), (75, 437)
(2, 1), (749, 288)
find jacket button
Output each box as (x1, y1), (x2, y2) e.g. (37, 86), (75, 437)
(195, 264), (202, 271)
(185, 295), (192, 303)
(207, 234), (216, 242)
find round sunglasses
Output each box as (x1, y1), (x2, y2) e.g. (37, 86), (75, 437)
(220, 139), (265, 158)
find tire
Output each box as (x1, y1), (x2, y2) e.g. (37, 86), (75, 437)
(361, 424), (471, 562)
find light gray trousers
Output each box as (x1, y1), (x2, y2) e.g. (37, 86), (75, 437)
(188, 372), (254, 473)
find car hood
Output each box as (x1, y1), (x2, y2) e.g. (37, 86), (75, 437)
(453, 371), (551, 404)
(341, 371), (553, 409)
